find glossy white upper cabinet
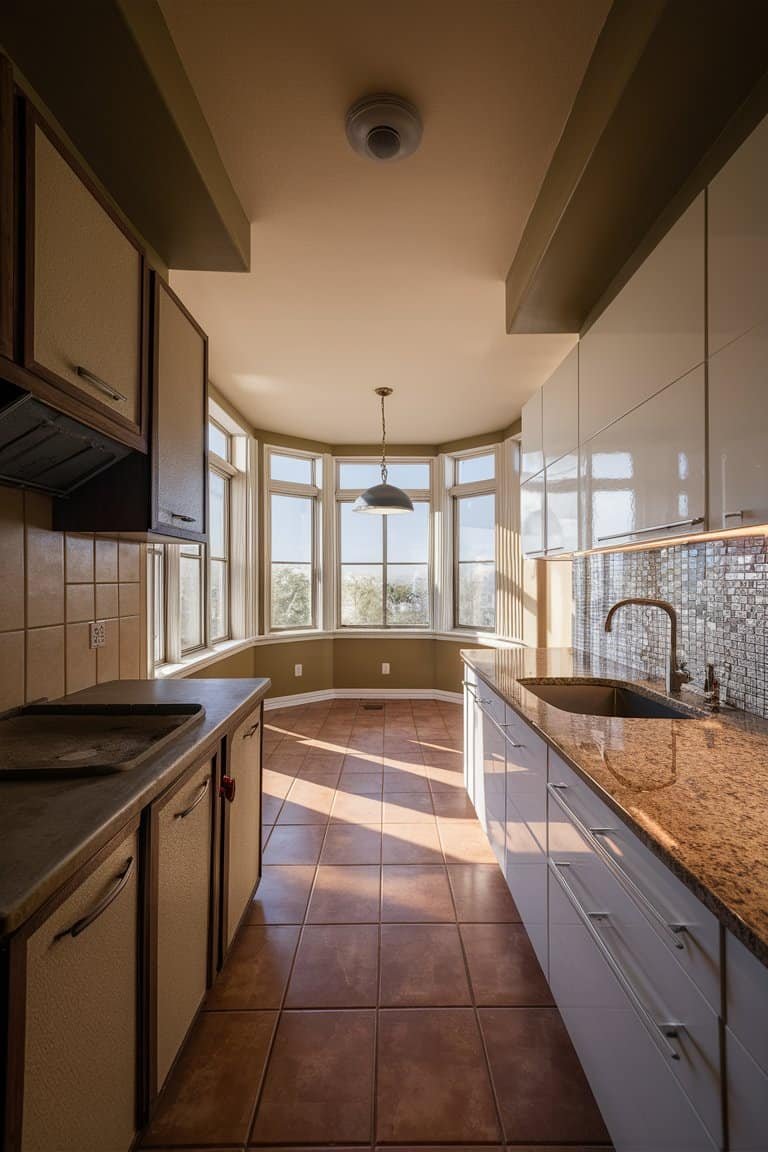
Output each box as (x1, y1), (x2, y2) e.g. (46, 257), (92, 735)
(542, 346), (578, 468)
(545, 451), (579, 555)
(521, 388), (543, 482)
(521, 473), (545, 557)
(708, 112), (768, 356)
(709, 321), (768, 531)
(582, 365), (706, 550)
(579, 194), (705, 444)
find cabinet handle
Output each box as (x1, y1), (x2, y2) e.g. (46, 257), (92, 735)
(476, 700), (526, 751)
(55, 857), (135, 940)
(170, 512), (195, 523)
(462, 681), (491, 706)
(174, 777), (210, 819)
(548, 860), (683, 1061)
(242, 723), (259, 740)
(547, 783), (687, 949)
(596, 517), (704, 544)
(76, 365), (128, 404)
(724, 510), (747, 520)
(219, 775), (236, 803)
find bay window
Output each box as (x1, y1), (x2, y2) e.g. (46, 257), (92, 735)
(451, 450), (496, 631)
(267, 450), (321, 631)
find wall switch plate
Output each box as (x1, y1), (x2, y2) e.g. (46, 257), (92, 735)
(89, 621), (106, 649)
(381, 662), (390, 675)
(294, 663), (302, 677)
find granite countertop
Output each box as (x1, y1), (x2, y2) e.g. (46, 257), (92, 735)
(0, 677), (270, 938)
(462, 646), (768, 967)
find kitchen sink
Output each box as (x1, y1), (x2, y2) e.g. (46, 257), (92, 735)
(0, 703), (205, 778)
(518, 680), (696, 720)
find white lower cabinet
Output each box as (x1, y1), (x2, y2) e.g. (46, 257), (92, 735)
(479, 702), (506, 869)
(504, 709), (548, 973)
(724, 931), (768, 1149)
(725, 1027), (768, 1151)
(222, 705), (263, 952)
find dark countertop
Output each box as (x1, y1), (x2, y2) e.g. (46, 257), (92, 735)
(0, 677), (270, 937)
(461, 647), (768, 968)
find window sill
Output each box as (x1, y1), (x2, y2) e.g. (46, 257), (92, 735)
(154, 636), (258, 679)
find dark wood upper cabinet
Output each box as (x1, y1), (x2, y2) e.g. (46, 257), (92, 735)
(54, 271), (208, 542)
(22, 103), (147, 451)
(0, 55), (13, 362)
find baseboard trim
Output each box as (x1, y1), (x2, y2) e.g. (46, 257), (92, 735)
(264, 687), (463, 711)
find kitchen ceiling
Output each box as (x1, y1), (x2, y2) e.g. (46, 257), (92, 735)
(159, 0), (609, 443)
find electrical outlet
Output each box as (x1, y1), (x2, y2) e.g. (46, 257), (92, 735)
(294, 663), (303, 677)
(89, 621), (106, 649)
(381, 662), (390, 675)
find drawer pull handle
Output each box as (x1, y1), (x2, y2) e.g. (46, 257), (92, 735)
(549, 860), (683, 1061)
(724, 510), (748, 521)
(170, 512), (195, 523)
(76, 365), (128, 404)
(596, 517), (704, 544)
(462, 681), (491, 705)
(242, 723), (259, 740)
(174, 777), (210, 819)
(56, 856), (135, 940)
(547, 783), (687, 949)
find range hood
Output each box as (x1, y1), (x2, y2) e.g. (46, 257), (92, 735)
(0, 382), (130, 496)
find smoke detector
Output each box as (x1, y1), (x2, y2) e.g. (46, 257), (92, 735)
(345, 94), (423, 162)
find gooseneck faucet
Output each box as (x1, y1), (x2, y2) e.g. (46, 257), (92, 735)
(604, 598), (691, 695)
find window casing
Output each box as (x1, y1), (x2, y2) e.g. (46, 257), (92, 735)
(336, 459), (432, 629)
(266, 449), (321, 632)
(208, 420), (235, 644)
(450, 449), (497, 631)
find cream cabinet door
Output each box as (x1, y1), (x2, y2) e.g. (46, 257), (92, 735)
(579, 194), (705, 444)
(545, 451), (579, 555)
(154, 759), (213, 1093)
(521, 387), (543, 482)
(708, 112), (768, 356)
(582, 366), (706, 550)
(521, 473), (546, 557)
(709, 321), (768, 531)
(153, 276), (207, 539)
(542, 346), (578, 468)
(28, 116), (144, 441)
(22, 827), (138, 1152)
(224, 707), (262, 949)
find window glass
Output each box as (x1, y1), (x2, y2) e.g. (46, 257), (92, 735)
(339, 499), (429, 627)
(340, 502), (383, 563)
(209, 470), (227, 557)
(387, 564), (429, 625)
(152, 548), (165, 665)
(271, 493), (313, 628)
(387, 501), (429, 562)
(457, 452), (495, 484)
(210, 559), (229, 641)
(180, 544), (204, 651)
(458, 494), (495, 561)
(208, 421), (230, 461)
(340, 564), (383, 626)
(456, 493), (495, 629)
(457, 563), (495, 630)
(271, 494), (312, 563)
(338, 461), (430, 490)
(270, 452), (313, 485)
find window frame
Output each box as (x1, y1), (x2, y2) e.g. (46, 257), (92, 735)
(335, 457), (433, 630)
(208, 448), (235, 645)
(265, 446), (322, 633)
(449, 447), (497, 633)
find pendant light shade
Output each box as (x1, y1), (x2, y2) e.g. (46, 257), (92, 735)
(352, 388), (414, 515)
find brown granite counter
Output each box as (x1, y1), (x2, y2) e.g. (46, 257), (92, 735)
(0, 677), (270, 937)
(462, 647), (768, 967)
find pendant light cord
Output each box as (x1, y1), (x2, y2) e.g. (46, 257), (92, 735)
(380, 391), (388, 484)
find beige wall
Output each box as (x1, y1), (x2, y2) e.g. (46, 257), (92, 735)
(0, 489), (146, 711)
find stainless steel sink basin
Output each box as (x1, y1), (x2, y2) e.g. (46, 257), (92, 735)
(0, 703), (205, 778)
(519, 680), (695, 720)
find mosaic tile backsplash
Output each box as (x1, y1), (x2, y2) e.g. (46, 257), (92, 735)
(573, 536), (768, 718)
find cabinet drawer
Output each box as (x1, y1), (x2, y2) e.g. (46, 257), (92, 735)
(154, 759), (214, 1093)
(549, 864), (719, 1152)
(468, 679), (505, 728)
(504, 711), (547, 857)
(480, 708), (506, 869)
(725, 931), (768, 1074)
(26, 113), (144, 445)
(21, 826), (138, 1152)
(725, 1026), (768, 1151)
(548, 752), (721, 1011)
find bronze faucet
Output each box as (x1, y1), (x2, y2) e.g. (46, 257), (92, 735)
(604, 598), (690, 695)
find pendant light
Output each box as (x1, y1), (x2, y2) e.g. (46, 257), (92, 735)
(352, 388), (414, 514)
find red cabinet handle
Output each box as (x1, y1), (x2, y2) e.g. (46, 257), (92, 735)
(219, 775), (236, 803)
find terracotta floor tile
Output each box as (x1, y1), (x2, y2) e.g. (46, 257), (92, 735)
(285, 924), (379, 1007)
(376, 1008), (500, 1143)
(382, 769), (430, 793)
(338, 770), (384, 794)
(295, 763), (342, 783)
(438, 818), (498, 863)
(460, 923), (552, 1005)
(480, 1007), (609, 1144)
(205, 926), (299, 1010)
(262, 794), (284, 824)
(382, 823), (444, 864)
(250, 1010), (375, 1144)
(331, 790), (383, 824)
(379, 924), (471, 1006)
(277, 778), (336, 825)
(142, 1010), (276, 1147)
(262, 768), (293, 799)
(262, 825), (273, 849)
(306, 865), (381, 922)
(427, 767), (467, 792)
(447, 864), (521, 923)
(303, 750), (345, 771)
(382, 793), (435, 823)
(343, 752), (383, 771)
(262, 824), (326, 866)
(381, 865), (455, 922)
(320, 823), (382, 864)
(247, 866), (317, 924)
(431, 791), (476, 817)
